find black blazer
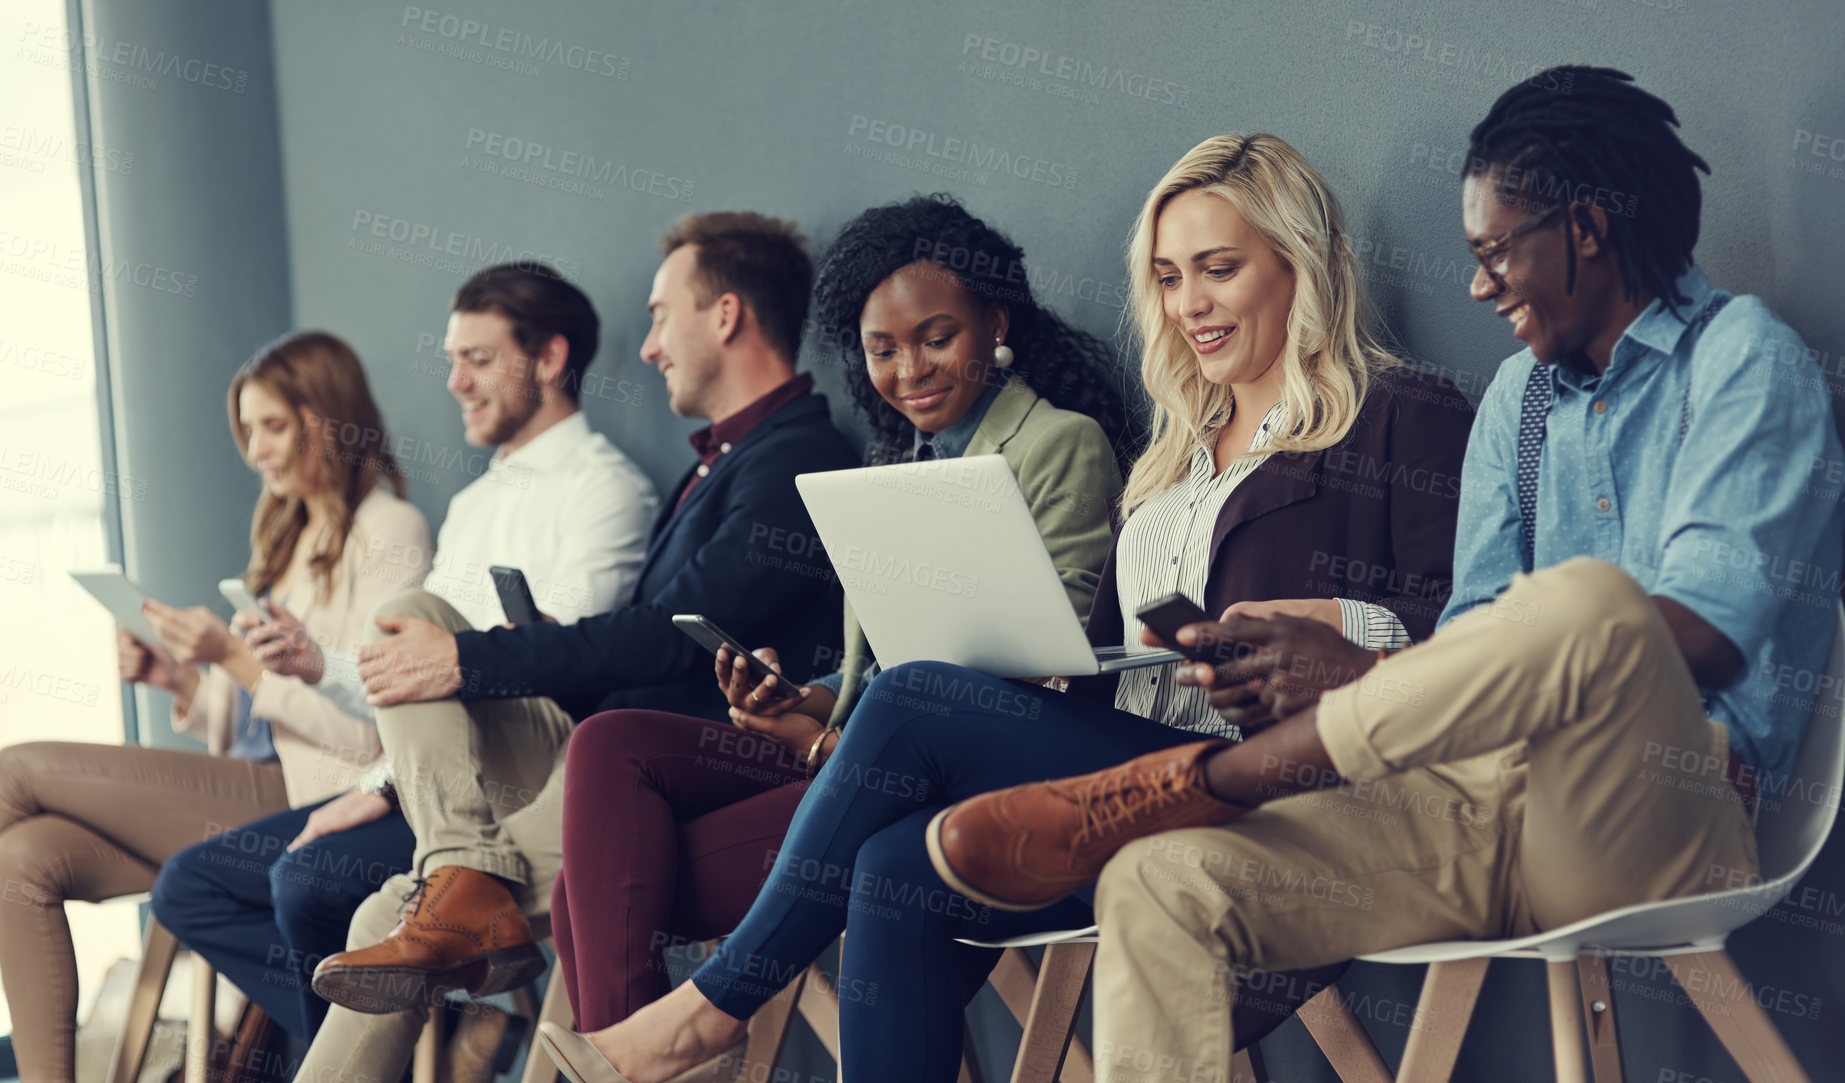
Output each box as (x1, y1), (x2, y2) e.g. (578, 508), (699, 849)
(1077, 366), (1474, 703)
(454, 393), (859, 720)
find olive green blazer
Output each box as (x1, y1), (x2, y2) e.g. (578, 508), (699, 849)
(827, 375), (1122, 724)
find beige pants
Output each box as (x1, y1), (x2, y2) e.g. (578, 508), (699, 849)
(295, 589), (570, 1083)
(0, 741), (289, 1083)
(1092, 558), (1761, 1082)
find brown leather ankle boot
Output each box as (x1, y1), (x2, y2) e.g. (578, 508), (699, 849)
(311, 866), (546, 1013)
(926, 740), (1244, 911)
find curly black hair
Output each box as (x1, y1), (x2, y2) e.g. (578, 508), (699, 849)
(811, 193), (1133, 466)
(1466, 66), (1710, 316)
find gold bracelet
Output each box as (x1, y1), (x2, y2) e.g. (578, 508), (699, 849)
(804, 729), (830, 778)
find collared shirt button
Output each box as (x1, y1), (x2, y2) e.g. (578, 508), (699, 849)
(696, 464), (711, 477)
(1593, 400), (1608, 414)
(719, 442), (732, 454)
(1595, 496), (1611, 512)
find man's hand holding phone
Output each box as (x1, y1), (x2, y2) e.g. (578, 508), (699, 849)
(1161, 614), (1379, 727)
(1136, 593), (1379, 729)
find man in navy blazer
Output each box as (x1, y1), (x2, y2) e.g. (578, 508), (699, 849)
(300, 213), (856, 1047)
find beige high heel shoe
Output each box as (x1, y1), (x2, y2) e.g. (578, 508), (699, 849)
(536, 1021), (746, 1083)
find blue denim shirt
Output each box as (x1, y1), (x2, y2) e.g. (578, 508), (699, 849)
(1442, 267), (1845, 779)
(912, 371), (1008, 461)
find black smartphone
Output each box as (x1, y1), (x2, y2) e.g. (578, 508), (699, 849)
(671, 614), (802, 703)
(489, 565), (543, 625)
(1135, 592), (1242, 664)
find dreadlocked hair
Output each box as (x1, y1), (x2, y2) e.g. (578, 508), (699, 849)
(1465, 65), (1710, 316)
(812, 193), (1134, 467)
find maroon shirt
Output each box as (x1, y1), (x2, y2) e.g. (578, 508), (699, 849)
(676, 372), (816, 510)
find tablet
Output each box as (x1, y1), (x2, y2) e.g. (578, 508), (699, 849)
(69, 565), (162, 645)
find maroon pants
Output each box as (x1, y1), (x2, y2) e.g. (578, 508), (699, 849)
(553, 709), (811, 1029)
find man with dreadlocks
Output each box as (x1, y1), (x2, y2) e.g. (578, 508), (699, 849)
(921, 67), (1845, 1077)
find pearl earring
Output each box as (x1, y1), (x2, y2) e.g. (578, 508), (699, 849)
(993, 342), (1014, 369)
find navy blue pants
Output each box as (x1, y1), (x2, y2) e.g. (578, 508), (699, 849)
(150, 799), (416, 1040)
(686, 665), (1159, 1079)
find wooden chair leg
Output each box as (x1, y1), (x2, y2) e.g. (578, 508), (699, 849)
(413, 1008), (443, 1083)
(1009, 941), (1095, 1083)
(1661, 952), (1812, 1083)
(110, 919), (181, 1083)
(960, 1025), (983, 1083)
(1395, 958), (1489, 1083)
(509, 984), (540, 1024)
(989, 946), (1096, 1083)
(989, 948), (1041, 1024)
(1547, 960), (1591, 1083)
(520, 970), (575, 1083)
(740, 965), (808, 1080)
(1296, 984), (1392, 1083)
(1231, 1044), (1267, 1083)
(798, 960), (843, 1061)
(185, 957), (216, 1083)
(1576, 955), (1625, 1083)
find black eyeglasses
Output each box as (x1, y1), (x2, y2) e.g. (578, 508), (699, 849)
(1469, 203), (1564, 279)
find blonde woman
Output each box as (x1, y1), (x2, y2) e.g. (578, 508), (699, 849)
(0, 331), (429, 1083)
(537, 135), (1475, 1083)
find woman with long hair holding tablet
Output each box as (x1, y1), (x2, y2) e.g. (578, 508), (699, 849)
(0, 331), (429, 1079)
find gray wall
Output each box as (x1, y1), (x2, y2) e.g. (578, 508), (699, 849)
(81, 0), (293, 745)
(262, 0), (1845, 1078)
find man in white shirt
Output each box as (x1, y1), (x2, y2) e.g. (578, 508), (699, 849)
(147, 262), (656, 1071)
(421, 264), (658, 627)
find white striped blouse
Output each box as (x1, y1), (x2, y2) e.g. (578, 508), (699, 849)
(1113, 402), (1409, 736)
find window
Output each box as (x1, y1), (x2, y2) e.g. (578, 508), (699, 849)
(0, 0), (140, 1043)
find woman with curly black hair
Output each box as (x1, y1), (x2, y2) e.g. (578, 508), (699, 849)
(540, 194), (1126, 1056)
(817, 192), (1133, 469)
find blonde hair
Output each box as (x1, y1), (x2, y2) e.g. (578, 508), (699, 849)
(1119, 133), (1399, 515)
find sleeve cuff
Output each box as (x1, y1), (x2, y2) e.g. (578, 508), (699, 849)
(1338, 599), (1413, 651)
(356, 758), (395, 795)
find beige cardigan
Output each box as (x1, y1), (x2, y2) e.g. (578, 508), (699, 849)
(174, 487), (431, 805)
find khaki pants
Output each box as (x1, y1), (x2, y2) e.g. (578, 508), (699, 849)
(1092, 558), (1761, 1082)
(0, 742), (289, 1083)
(295, 589), (571, 1083)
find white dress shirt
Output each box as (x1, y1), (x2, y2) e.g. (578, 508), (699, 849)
(424, 411), (659, 628)
(1114, 403), (1407, 737)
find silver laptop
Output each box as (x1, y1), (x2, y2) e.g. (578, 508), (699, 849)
(795, 454), (1182, 680)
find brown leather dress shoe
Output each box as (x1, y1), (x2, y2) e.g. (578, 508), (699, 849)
(311, 866), (546, 1013)
(926, 739), (1244, 911)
